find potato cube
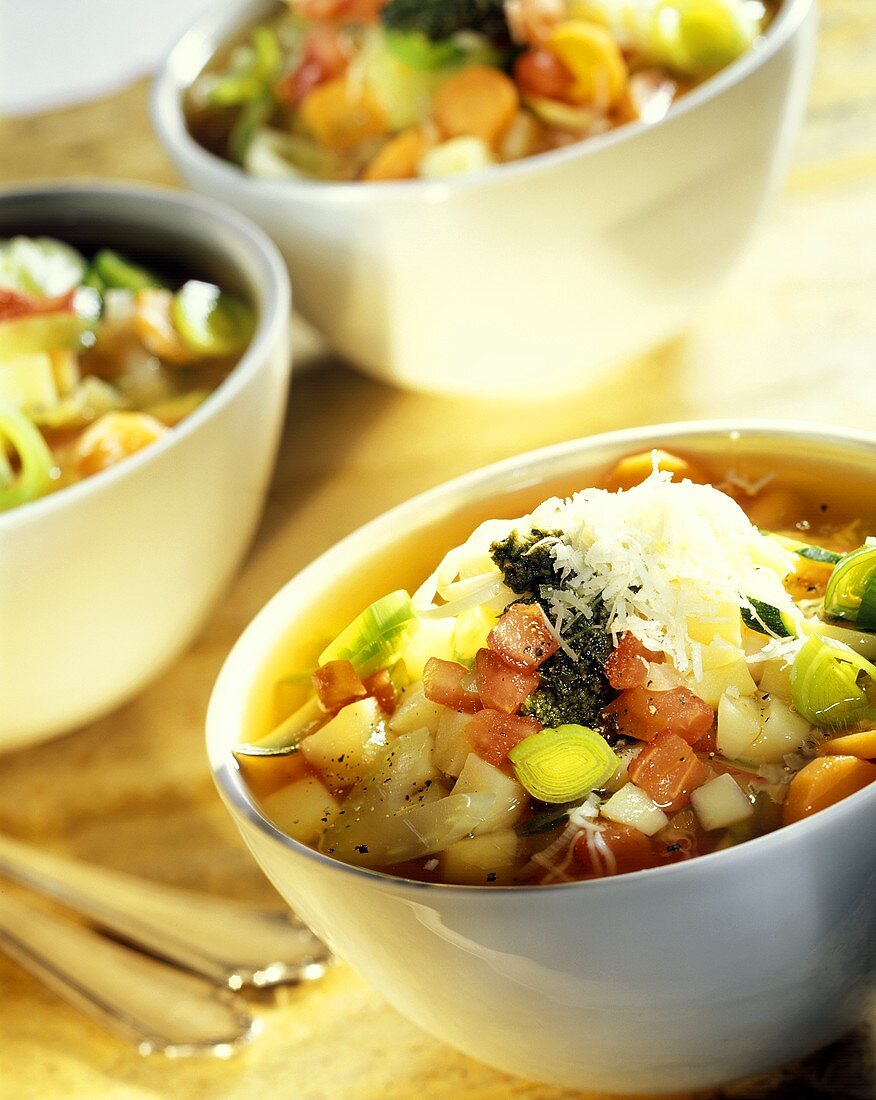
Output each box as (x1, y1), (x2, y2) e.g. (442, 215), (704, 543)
(389, 686), (444, 736)
(691, 774), (754, 830)
(452, 754), (524, 835)
(600, 783), (668, 836)
(687, 658), (757, 708)
(717, 692), (761, 760)
(745, 696), (810, 764)
(434, 709), (473, 777)
(259, 777), (340, 846)
(441, 829), (519, 885)
(300, 697), (382, 789)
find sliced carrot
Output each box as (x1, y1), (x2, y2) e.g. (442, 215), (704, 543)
(433, 66), (519, 147)
(603, 449), (706, 491)
(819, 728), (876, 760)
(299, 76), (386, 151)
(362, 128), (425, 182)
(783, 755), (876, 826)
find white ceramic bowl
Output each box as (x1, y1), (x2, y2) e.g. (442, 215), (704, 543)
(208, 421), (876, 1094)
(154, 1), (816, 398)
(0, 184), (291, 751)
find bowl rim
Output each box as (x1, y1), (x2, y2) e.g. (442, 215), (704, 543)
(152, 0), (814, 203)
(0, 180), (290, 533)
(207, 417), (876, 897)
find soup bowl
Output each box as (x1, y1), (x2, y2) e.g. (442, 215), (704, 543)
(207, 421), (876, 1094)
(154, 0), (816, 398)
(0, 183), (291, 750)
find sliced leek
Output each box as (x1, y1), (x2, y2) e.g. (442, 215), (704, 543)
(508, 725), (619, 804)
(790, 633), (876, 729)
(170, 281), (255, 358)
(88, 250), (163, 293)
(319, 590), (416, 679)
(823, 545), (876, 630)
(0, 399), (54, 511)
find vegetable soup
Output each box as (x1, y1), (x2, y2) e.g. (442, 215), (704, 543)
(186, 0), (781, 183)
(237, 448), (876, 886)
(0, 236), (255, 513)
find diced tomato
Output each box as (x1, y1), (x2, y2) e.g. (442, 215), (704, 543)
(488, 602), (559, 671)
(292, 0), (384, 23)
(603, 686), (714, 744)
(605, 632), (664, 690)
(423, 657), (482, 713)
(0, 287), (75, 321)
(363, 668), (397, 714)
(572, 822), (655, 877)
(274, 25), (349, 108)
(474, 648), (539, 714)
(628, 731), (707, 812)
(465, 709), (540, 767)
(513, 48), (575, 102)
(690, 728), (717, 755)
(312, 659), (367, 712)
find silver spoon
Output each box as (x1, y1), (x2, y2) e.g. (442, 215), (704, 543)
(0, 833), (329, 989)
(0, 888), (256, 1056)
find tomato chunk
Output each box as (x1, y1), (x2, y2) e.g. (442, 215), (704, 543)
(605, 633), (664, 690)
(573, 822), (655, 877)
(513, 48), (575, 102)
(363, 668), (397, 715)
(603, 686), (714, 744)
(275, 25), (349, 107)
(466, 709), (540, 767)
(488, 602), (559, 671)
(474, 648), (539, 714)
(423, 657), (482, 713)
(627, 731), (707, 812)
(312, 659), (367, 712)
(0, 287), (76, 321)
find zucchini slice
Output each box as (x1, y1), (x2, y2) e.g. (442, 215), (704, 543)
(742, 598), (797, 639)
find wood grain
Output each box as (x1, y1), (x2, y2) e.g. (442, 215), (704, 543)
(1, 2), (874, 1096)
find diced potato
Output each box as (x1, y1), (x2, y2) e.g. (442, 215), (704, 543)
(389, 685), (444, 736)
(452, 755), (524, 835)
(745, 697), (810, 765)
(320, 791), (495, 867)
(300, 696), (383, 789)
(350, 728), (437, 816)
(434, 709), (473, 777)
(259, 777), (340, 846)
(687, 658), (757, 708)
(420, 136), (495, 179)
(758, 658), (793, 699)
(687, 605), (743, 649)
(50, 348), (80, 396)
(399, 618), (455, 680)
(441, 829), (519, 885)
(691, 774), (754, 831)
(0, 353), (58, 411)
(233, 748), (310, 800)
(716, 692), (761, 759)
(600, 783), (668, 837)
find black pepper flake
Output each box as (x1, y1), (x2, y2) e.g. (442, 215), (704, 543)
(354, 844), (369, 854)
(666, 842), (682, 853)
(486, 873), (497, 883)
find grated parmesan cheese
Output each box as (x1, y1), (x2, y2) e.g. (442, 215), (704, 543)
(508, 468), (799, 676)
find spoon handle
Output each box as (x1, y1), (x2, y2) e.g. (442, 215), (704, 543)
(0, 833), (329, 989)
(0, 889), (255, 1056)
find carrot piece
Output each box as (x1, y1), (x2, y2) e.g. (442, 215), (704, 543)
(628, 732), (707, 812)
(299, 76), (386, 151)
(819, 728), (876, 760)
(433, 65), (520, 147)
(783, 755), (876, 826)
(602, 449), (706, 491)
(233, 750), (312, 800)
(362, 128), (425, 181)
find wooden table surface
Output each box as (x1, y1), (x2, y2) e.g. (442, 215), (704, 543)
(1, 2), (875, 1097)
